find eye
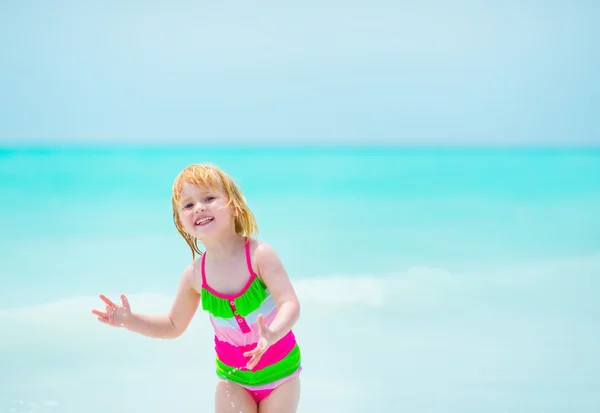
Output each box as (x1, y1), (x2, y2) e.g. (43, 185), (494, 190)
(205, 196), (215, 202)
(183, 203), (194, 209)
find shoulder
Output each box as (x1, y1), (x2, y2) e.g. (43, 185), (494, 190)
(248, 238), (287, 281)
(248, 238), (298, 306)
(180, 258), (203, 294)
(249, 238), (281, 266)
(253, 239), (277, 258)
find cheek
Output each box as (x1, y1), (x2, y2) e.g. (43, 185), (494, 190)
(214, 202), (227, 213)
(224, 205), (236, 218)
(179, 212), (192, 226)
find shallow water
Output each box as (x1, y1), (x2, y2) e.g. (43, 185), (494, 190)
(1, 146), (599, 412)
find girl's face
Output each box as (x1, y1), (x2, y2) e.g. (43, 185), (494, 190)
(177, 182), (235, 240)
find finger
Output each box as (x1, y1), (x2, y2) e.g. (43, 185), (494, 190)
(120, 294), (130, 309)
(243, 342), (267, 358)
(243, 346), (264, 358)
(99, 294), (116, 308)
(91, 309), (107, 318)
(247, 354), (261, 369)
(97, 316), (109, 324)
(257, 315), (270, 336)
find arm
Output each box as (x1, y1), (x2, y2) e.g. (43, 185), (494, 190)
(127, 263), (201, 339)
(254, 242), (300, 344)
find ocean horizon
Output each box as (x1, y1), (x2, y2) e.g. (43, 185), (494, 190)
(1, 145), (599, 412)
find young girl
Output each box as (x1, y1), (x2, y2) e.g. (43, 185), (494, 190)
(91, 163), (302, 413)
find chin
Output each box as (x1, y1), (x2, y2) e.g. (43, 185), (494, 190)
(193, 225), (221, 238)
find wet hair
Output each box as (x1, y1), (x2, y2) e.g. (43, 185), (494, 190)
(171, 163), (258, 259)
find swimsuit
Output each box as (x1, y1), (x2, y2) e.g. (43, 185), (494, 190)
(200, 239), (302, 403)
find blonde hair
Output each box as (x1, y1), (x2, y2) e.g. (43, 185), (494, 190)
(171, 163), (258, 260)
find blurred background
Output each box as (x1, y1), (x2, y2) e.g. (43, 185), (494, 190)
(1, 1), (599, 412)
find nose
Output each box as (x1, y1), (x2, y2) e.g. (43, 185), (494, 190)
(194, 202), (206, 213)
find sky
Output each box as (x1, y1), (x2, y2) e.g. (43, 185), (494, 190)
(1, 0), (599, 146)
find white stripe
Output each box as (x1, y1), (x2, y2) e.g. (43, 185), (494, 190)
(209, 294), (277, 328)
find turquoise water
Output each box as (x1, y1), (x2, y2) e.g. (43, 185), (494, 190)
(1, 146), (599, 412)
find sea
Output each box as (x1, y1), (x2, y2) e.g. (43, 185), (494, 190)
(0, 145), (599, 413)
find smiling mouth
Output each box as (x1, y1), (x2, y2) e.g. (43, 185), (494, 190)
(195, 217), (214, 226)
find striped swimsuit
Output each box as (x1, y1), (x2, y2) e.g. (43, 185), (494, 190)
(200, 239), (302, 403)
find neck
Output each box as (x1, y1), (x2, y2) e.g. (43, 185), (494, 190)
(200, 231), (245, 260)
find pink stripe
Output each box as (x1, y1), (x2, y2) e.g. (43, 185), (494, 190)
(211, 309), (278, 347)
(244, 238), (258, 277)
(214, 330), (298, 372)
(240, 367), (302, 391)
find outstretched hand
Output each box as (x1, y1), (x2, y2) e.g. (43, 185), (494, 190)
(92, 294), (132, 327)
(243, 314), (275, 370)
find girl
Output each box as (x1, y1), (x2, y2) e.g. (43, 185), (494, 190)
(92, 164), (303, 413)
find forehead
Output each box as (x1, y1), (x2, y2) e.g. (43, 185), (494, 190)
(179, 182), (222, 198)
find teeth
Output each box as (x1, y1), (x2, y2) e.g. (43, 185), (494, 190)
(196, 217), (213, 225)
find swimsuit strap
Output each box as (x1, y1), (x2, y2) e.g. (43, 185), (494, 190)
(201, 252), (208, 288)
(244, 237), (257, 278)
